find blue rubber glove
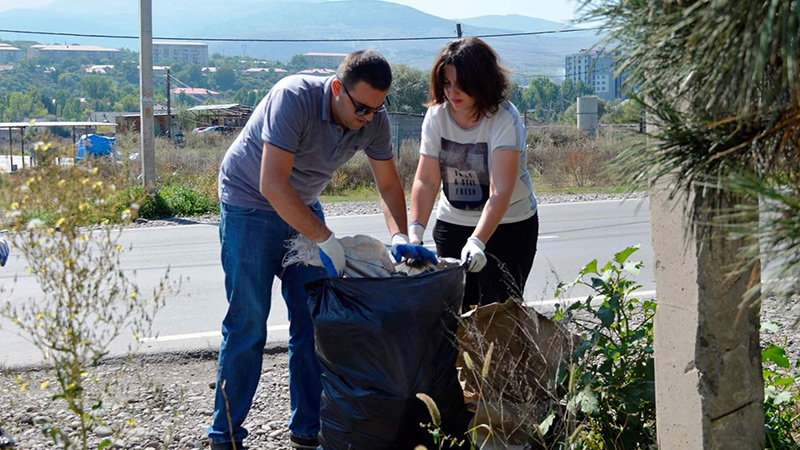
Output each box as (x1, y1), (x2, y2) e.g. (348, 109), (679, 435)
(0, 236), (8, 267)
(317, 232), (345, 277)
(390, 233), (438, 266)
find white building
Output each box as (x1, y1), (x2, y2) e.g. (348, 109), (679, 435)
(565, 50), (628, 102)
(153, 42), (209, 66)
(0, 43), (22, 63)
(28, 44), (121, 63)
(302, 53), (347, 69)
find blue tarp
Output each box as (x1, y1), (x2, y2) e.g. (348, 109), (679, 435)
(75, 134), (115, 163)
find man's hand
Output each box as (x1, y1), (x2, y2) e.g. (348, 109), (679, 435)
(317, 232), (346, 277)
(460, 236), (486, 272)
(390, 233), (438, 266)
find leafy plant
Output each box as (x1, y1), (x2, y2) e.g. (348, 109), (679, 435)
(0, 142), (174, 449)
(761, 323), (800, 449)
(554, 245), (657, 449)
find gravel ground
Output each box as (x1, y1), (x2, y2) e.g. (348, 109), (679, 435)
(2, 192), (797, 450)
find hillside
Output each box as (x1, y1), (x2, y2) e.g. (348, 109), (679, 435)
(0, 0), (602, 75)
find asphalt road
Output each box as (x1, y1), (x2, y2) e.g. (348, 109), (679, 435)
(0, 198), (653, 367)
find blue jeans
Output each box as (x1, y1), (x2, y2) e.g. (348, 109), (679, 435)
(207, 202), (328, 444)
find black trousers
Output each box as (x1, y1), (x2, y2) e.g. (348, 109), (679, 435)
(433, 213), (539, 310)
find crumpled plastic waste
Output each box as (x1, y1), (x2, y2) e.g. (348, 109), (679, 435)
(283, 234), (397, 278)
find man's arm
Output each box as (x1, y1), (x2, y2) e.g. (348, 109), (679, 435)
(260, 142), (330, 242)
(368, 157), (407, 237)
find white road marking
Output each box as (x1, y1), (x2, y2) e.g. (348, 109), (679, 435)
(143, 290), (657, 343)
(142, 323), (290, 343)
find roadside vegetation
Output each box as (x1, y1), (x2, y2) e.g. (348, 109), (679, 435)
(1, 124), (641, 224)
(0, 143), (175, 449)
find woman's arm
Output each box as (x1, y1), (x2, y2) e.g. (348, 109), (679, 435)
(409, 154), (441, 228)
(471, 149), (520, 243)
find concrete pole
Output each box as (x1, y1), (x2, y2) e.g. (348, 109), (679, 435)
(139, 0), (156, 191)
(649, 112), (764, 448)
(166, 67), (172, 143)
(576, 96), (598, 137)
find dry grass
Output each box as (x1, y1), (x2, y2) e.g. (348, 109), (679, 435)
(109, 125), (640, 209)
(116, 133), (232, 202)
(527, 125), (644, 190)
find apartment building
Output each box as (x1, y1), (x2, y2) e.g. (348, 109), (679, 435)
(565, 50), (628, 102)
(28, 44), (121, 63)
(153, 42), (209, 66)
(302, 52), (347, 69)
(0, 43), (22, 63)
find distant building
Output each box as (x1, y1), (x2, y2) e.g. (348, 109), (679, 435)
(0, 43), (22, 63)
(170, 87), (220, 104)
(297, 68), (336, 77)
(245, 68), (271, 73)
(86, 64), (114, 74)
(170, 88), (219, 96)
(153, 42), (209, 66)
(302, 53), (347, 69)
(565, 50), (628, 101)
(28, 44), (121, 63)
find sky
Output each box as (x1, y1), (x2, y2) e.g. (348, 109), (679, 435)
(388, 0), (579, 23)
(0, 0), (581, 23)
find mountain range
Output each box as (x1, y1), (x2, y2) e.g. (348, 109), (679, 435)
(0, 0), (603, 77)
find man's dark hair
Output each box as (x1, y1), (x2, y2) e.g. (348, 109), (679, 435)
(336, 50), (392, 92)
(428, 38), (510, 121)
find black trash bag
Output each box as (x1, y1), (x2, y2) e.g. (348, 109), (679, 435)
(307, 266), (473, 450)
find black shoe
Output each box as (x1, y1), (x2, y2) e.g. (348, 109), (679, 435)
(289, 434), (319, 449)
(0, 428), (16, 450)
(210, 441), (245, 450)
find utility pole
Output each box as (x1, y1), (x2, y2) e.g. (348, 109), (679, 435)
(166, 67), (172, 142)
(456, 23), (462, 38)
(139, 0), (156, 191)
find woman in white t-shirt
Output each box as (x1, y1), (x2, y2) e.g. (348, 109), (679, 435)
(408, 37), (539, 309)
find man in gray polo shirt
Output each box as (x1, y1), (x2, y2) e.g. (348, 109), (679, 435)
(208, 51), (432, 449)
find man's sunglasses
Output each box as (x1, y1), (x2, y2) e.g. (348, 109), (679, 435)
(340, 81), (387, 116)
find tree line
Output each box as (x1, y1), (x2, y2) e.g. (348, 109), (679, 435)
(0, 40), (641, 124)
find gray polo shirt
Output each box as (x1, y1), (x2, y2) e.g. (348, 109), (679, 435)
(218, 75), (393, 211)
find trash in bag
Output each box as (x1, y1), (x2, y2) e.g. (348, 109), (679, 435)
(284, 234), (397, 278)
(306, 265), (473, 450)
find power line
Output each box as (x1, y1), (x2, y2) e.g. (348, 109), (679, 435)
(516, 74), (566, 78)
(0, 27), (602, 43)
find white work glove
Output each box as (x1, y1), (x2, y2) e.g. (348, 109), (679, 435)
(460, 236), (486, 273)
(408, 222), (425, 245)
(317, 232), (346, 277)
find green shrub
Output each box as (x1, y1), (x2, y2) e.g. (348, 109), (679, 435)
(132, 185), (218, 219)
(553, 245), (657, 449)
(761, 324), (800, 449)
